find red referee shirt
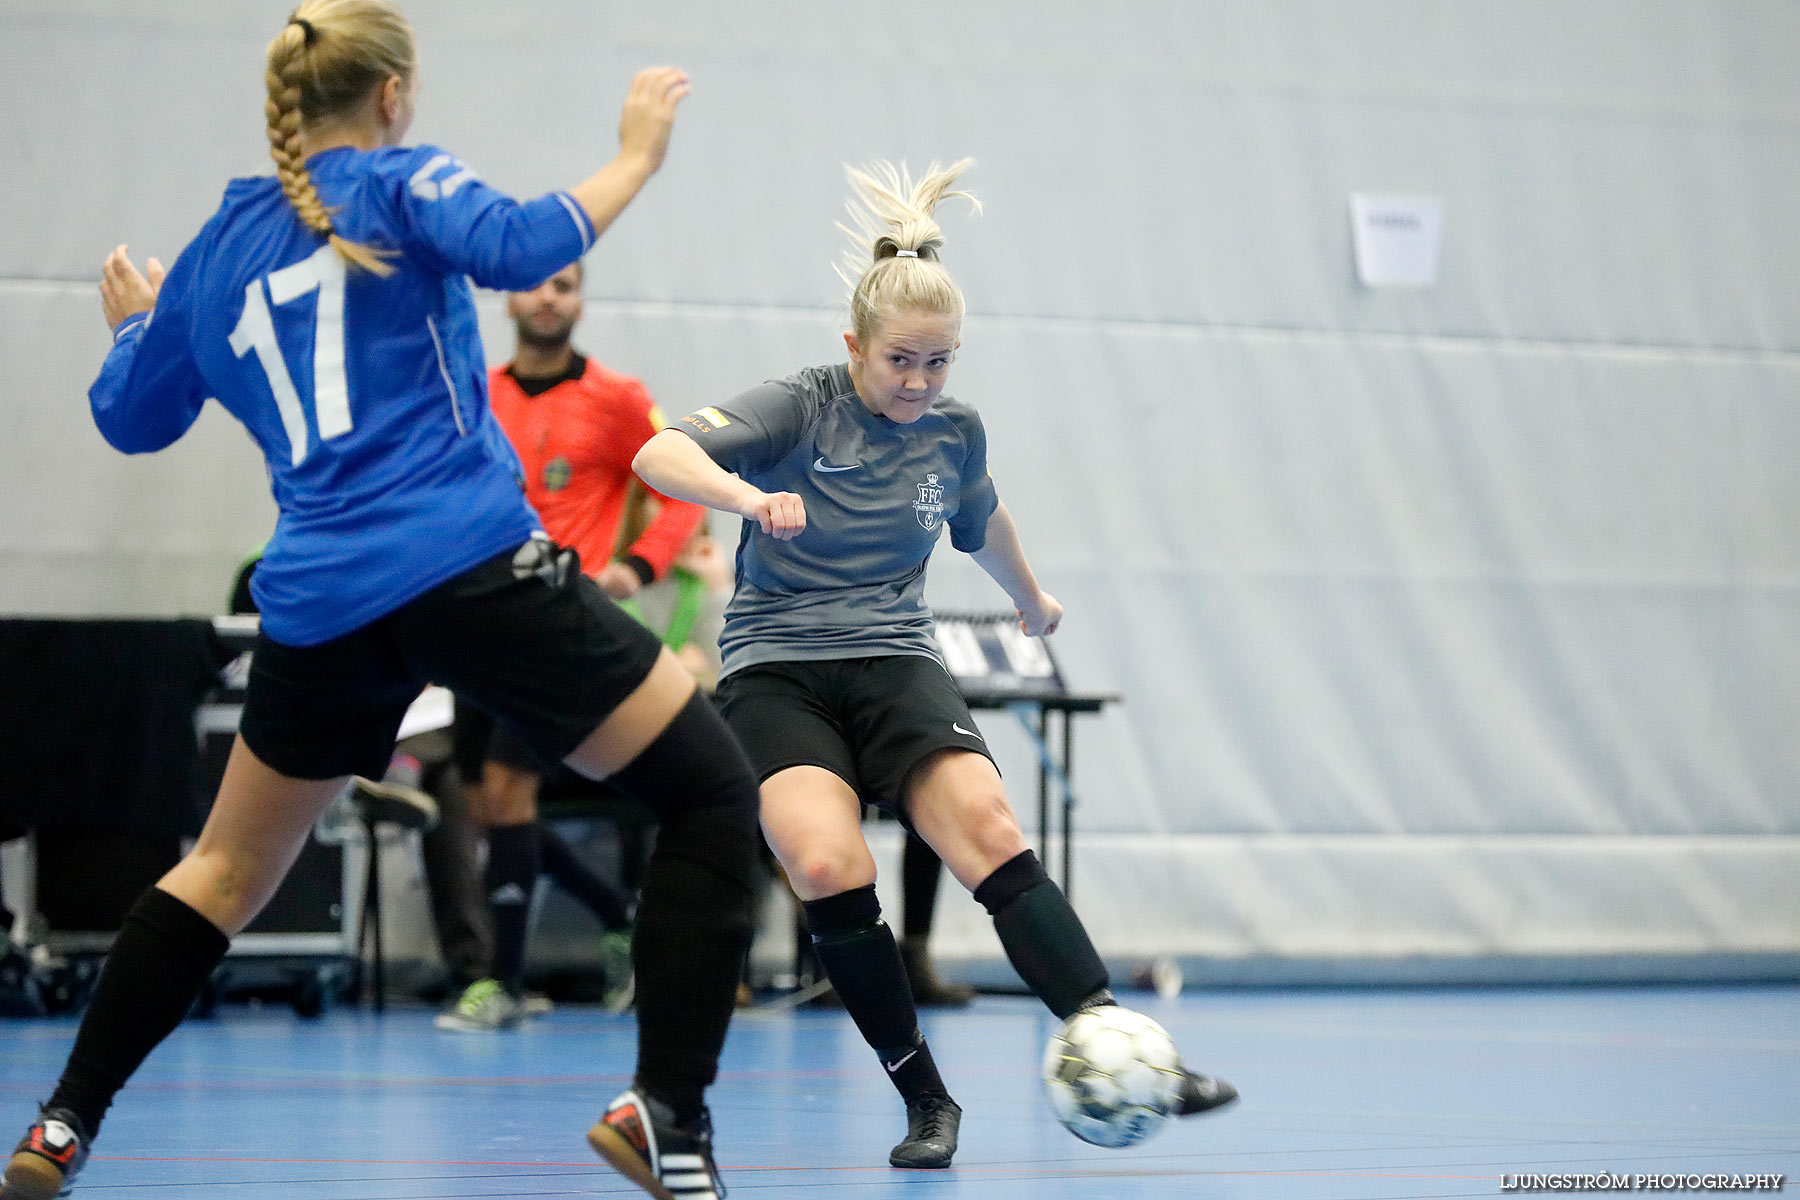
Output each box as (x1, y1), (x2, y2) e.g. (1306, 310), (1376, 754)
(488, 355), (704, 581)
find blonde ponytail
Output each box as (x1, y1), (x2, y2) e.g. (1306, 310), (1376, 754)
(836, 159), (979, 342)
(263, 1), (415, 276)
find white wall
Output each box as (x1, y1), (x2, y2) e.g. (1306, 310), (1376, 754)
(3, 0), (1796, 972)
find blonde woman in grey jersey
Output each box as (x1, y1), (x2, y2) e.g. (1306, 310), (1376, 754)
(634, 160), (1237, 1169)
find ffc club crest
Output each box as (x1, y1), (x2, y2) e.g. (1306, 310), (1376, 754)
(913, 473), (945, 531)
(543, 456), (572, 492)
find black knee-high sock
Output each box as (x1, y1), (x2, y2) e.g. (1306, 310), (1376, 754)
(605, 692), (760, 1126)
(900, 833), (942, 942)
(803, 884), (950, 1103)
(973, 850), (1110, 1020)
(485, 821), (540, 995)
(48, 887), (230, 1137)
(539, 823), (633, 930)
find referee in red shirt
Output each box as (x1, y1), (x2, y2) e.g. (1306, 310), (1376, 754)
(491, 262), (703, 598)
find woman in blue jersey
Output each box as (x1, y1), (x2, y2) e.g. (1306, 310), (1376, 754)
(2, 6), (752, 1200)
(633, 160), (1240, 1170)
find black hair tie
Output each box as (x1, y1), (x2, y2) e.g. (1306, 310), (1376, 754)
(289, 16), (318, 44)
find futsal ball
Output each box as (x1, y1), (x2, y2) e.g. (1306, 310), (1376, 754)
(1040, 1005), (1183, 1148)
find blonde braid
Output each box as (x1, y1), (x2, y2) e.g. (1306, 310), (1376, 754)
(263, 18), (394, 275)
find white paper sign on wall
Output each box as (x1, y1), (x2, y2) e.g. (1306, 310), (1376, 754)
(1349, 193), (1445, 288)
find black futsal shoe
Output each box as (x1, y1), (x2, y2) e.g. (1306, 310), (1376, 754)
(1175, 1069), (1239, 1116)
(888, 1093), (961, 1169)
(1, 1107), (89, 1200)
(587, 1087), (725, 1199)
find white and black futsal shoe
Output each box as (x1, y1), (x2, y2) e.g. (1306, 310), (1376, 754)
(587, 1087), (725, 1199)
(1, 1106), (89, 1200)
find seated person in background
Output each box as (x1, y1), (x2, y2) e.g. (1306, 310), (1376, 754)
(442, 260), (707, 1032)
(441, 704), (639, 1026)
(441, 503), (726, 1027)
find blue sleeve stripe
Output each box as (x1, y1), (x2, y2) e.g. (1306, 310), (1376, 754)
(554, 192), (594, 252)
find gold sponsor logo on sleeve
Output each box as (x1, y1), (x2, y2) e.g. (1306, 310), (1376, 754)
(681, 406), (732, 434)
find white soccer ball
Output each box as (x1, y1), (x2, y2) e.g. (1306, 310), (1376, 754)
(1040, 1004), (1184, 1148)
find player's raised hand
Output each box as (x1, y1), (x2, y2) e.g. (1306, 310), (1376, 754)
(618, 66), (690, 174)
(742, 489), (806, 541)
(99, 245), (164, 331)
(1017, 590), (1063, 637)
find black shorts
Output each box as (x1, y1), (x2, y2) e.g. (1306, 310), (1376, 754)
(240, 539), (663, 781)
(450, 696), (555, 780)
(712, 654), (992, 817)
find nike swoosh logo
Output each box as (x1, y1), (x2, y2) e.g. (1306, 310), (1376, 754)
(952, 722), (983, 741)
(813, 457), (859, 473)
(885, 1049), (919, 1073)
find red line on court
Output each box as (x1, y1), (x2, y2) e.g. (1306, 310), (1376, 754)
(0, 1067), (862, 1094)
(95, 1152), (1497, 1181)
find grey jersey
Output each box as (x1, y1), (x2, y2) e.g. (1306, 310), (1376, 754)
(675, 362), (999, 678)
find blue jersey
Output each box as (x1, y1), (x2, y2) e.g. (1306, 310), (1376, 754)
(90, 145), (598, 646)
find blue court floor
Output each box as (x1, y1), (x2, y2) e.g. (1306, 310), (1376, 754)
(2, 986), (1794, 1198)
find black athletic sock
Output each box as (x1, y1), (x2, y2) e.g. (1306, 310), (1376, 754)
(48, 887), (230, 1137)
(900, 832), (942, 941)
(539, 823), (633, 930)
(973, 850), (1109, 1020)
(804, 885), (950, 1103)
(605, 692), (760, 1127)
(485, 821), (540, 995)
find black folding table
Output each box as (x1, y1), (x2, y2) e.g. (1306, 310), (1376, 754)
(931, 612), (1119, 901)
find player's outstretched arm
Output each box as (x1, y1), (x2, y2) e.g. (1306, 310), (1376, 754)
(90, 244), (208, 455)
(566, 66), (690, 242)
(634, 428), (806, 541)
(969, 501), (1062, 636)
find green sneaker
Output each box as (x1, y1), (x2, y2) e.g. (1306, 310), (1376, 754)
(434, 978), (525, 1032)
